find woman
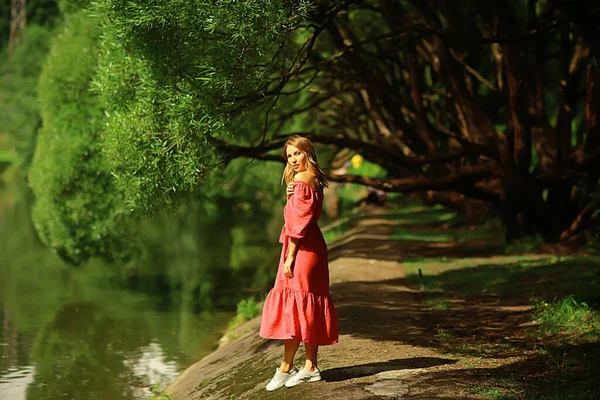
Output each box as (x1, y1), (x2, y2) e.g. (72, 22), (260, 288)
(259, 135), (339, 391)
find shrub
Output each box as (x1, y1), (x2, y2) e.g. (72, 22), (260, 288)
(228, 297), (261, 329)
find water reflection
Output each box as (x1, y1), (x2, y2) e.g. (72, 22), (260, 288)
(0, 290), (232, 400)
(0, 182), (279, 399)
(126, 341), (181, 398)
(26, 301), (148, 399)
(0, 367), (35, 400)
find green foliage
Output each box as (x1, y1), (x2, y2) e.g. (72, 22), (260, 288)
(228, 297), (261, 329)
(390, 229), (496, 243)
(586, 181), (600, 250)
(522, 389), (600, 400)
(92, 0), (312, 213)
(150, 384), (173, 400)
(423, 297), (449, 310)
(408, 253), (600, 347)
(25, 9), (288, 268)
(0, 149), (12, 163)
(132, 163), (283, 312)
(468, 385), (504, 399)
(468, 378), (525, 400)
(533, 296), (600, 343)
(349, 158), (388, 178)
(322, 217), (352, 244)
(469, 377), (598, 400)
(28, 10), (134, 264)
(27, 0), (61, 25)
(335, 159), (388, 212)
(0, 1), (9, 47)
(57, 0), (92, 14)
(0, 0), (60, 50)
(504, 234), (545, 253)
(0, 24), (54, 173)
(404, 255), (599, 298)
(0, 192), (238, 397)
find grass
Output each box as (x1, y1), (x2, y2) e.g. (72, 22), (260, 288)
(468, 379), (523, 400)
(385, 207), (459, 225)
(228, 297), (261, 330)
(390, 228), (499, 243)
(469, 378), (522, 400)
(387, 205), (501, 243)
(404, 255), (600, 299)
(504, 234), (545, 253)
(424, 297), (449, 310)
(436, 326), (515, 357)
(323, 201), (458, 244)
(407, 252), (600, 399)
(324, 197), (470, 245)
(468, 385), (506, 399)
(522, 387), (600, 400)
(391, 230), (461, 243)
(468, 380), (600, 400)
(322, 217), (352, 244)
(334, 158), (387, 214)
(324, 200), (491, 245)
(533, 296), (600, 343)
(150, 384), (173, 400)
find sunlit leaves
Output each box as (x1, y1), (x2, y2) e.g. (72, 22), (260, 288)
(0, 25), (53, 173)
(93, 0), (312, 212)
(29, 10), (136, 264)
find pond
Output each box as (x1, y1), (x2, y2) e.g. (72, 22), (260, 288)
(0, 297), (231, 399)
(0, 189), (279, 399)
(0, 234), (234, 400)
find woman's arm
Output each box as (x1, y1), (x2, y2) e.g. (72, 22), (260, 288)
(285, 182), (300, 260)
(283, 238), (300, 278)
(283, 172), (317, 278)
(287, 238), (300, 260)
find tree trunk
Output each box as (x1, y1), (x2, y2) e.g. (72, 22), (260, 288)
(8, 0), (26, 57)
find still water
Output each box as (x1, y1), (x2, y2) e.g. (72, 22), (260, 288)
(0, 190), (279, 399)
(0, 255), (233, 400)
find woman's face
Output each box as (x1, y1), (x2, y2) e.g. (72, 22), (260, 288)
(286, 145), (307, 173)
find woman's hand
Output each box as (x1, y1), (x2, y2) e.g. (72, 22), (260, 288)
(286, 182), (294, 197)
(283, 256), (294, 279)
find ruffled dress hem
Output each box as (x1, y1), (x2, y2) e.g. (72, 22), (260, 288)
(259, 287), (338, 346)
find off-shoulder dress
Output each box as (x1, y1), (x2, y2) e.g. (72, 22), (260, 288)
(259, 181), (339, 345)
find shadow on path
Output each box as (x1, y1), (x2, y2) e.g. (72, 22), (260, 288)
(332, 279), (436, 347)
(329, 236), (502, 263)
(409, 342), (600, 398)
(322, 357), (457, 382)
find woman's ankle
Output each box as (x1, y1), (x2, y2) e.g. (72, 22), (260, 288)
(303, 363), (318, 372)
(279, 362), (294, 373)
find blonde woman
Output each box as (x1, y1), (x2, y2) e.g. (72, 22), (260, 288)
(260, 135), (339, 391)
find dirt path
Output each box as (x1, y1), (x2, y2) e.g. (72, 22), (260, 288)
(165, 206), (535, 399)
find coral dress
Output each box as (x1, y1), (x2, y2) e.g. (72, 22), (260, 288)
(259, 181), (339, 345)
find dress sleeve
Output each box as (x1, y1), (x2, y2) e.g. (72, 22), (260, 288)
(284, 182), (317, 240)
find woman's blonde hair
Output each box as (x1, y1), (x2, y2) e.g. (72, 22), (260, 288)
(282, 135), (329, 189)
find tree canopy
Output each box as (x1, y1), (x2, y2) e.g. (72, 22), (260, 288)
(29, 8), (135, 264)
(24, 1), (296, 264)
(93, 0), (313, 212)
(24, 0), (600, 261)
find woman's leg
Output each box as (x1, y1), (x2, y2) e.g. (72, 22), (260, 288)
(280, 339), (300, 372)
(304, 343), (319, 371)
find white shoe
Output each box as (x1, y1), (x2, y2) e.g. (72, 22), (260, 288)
(265, 366), (298, 391)
(284, 368), (321, 387)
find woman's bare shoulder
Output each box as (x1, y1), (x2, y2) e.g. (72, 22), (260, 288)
(294, 171), (319, 190)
